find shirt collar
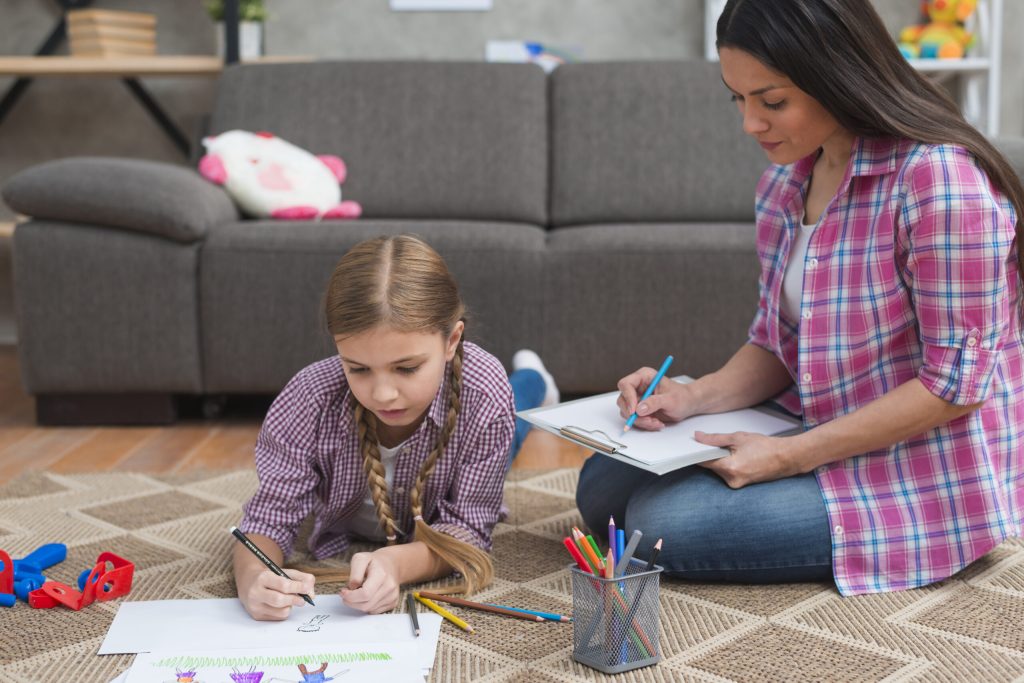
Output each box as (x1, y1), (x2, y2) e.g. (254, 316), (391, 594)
(790, 135), (899, 183)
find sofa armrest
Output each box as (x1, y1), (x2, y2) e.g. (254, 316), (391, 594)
(2, 157), (238, 243)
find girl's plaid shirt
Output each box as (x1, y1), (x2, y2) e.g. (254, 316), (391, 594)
(240, 341), (515, 559)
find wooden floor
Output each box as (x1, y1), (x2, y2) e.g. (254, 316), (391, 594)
(0, 345), (589, 482)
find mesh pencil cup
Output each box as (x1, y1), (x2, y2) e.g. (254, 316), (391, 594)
(570, 559), (663, 674)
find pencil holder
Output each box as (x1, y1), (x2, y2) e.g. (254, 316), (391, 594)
(569, 559), (663, 674)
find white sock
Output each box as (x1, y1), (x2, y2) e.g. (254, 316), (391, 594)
(512, 349), (560, 407)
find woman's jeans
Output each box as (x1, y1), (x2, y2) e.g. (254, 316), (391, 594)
(576, 453), (834, 583)
(507, 368), (546, 466)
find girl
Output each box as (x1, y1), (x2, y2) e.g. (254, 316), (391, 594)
(577, 0), (1023, 595)
(234, 234), (557, 619)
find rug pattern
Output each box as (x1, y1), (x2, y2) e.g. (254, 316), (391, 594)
(1, 469), (1023, 682)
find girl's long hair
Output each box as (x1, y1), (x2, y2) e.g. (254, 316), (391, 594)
(308, 234), (493, 595)
(717, 0), (1024, 279)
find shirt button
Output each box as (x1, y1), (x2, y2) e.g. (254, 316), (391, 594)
(816, 466), (827, 475)
(808, 258), (819, 268)
(981, 340), (991, 349)
(833, 525), (844, 536)
(802, 310), (812, 320)
(802, 372), (812, 383)
(966, 337), (977, 347)
(395, 486), (405, 494)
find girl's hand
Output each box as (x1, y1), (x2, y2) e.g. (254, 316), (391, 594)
(616, 369), (697, 431)
(695, 431), (801, 488)
(237, 567), (316, 621)
(341, 550), (401, 614)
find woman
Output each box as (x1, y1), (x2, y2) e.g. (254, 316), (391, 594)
(576, 0), (1023, 595)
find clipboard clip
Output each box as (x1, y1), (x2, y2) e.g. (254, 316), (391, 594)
(559, 426), (627, 455)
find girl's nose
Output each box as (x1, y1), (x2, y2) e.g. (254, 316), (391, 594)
(372, 380), (399, 403)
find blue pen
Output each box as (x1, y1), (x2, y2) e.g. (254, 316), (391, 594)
(623, 355), (674, 433)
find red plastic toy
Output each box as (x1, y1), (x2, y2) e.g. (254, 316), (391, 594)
(28, 552), (134, 610)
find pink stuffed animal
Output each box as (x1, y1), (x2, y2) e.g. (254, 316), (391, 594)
(198, 130), (362, 220)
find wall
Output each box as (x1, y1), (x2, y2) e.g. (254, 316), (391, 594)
(0, 0), (1022, 223)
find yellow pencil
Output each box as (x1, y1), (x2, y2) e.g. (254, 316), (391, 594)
(413, 592), (475, 633)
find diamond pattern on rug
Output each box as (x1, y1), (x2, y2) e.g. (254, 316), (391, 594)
(80, 490), (227, 529)
(687, 623), (909, 681)
(1, 469), (1023, 683)
(910, 585), (1024, 651)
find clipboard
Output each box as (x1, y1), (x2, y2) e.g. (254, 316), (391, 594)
(518, 376), (803, 475)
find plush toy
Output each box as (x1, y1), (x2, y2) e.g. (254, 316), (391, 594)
(198, 130), (362, 220)
(898, 0), (977, 59)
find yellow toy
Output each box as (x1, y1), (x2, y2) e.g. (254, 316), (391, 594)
(898, 0), (977, 59)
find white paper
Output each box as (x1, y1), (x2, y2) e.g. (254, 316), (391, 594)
(519, 376), (801, 473)
(108, 673), (129, 683)
(99, 597), (442, 671)
(123, 642), (422, 683)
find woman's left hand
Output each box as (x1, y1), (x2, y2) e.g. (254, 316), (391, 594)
(695, 431), (801, 488)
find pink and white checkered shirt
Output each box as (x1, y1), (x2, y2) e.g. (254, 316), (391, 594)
(750, 136), (1024, 595)
(239, 341), (515, 559)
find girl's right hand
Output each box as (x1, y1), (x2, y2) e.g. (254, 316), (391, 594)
(237, 567), (316, 621)
(616, 367), (698, 431)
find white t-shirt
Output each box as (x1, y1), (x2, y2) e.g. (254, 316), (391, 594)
(342, 440), (405, 542)
(780, 214), (821, 323)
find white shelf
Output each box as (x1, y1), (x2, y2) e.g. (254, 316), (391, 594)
(908, 58), (991, 73)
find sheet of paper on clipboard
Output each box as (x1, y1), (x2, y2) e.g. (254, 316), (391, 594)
(517, 376), (802, 475)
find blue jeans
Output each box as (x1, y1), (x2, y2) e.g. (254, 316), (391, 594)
(576, 453), (834, 583)
(508, 368), (545, 466)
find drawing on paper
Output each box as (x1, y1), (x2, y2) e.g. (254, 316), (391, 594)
(297, 615), (329, 632)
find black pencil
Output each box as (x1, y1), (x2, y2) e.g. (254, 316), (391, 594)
(406, 593), (421, 636)
(645, 538), (663, 570)
(229, 526), (315, 606)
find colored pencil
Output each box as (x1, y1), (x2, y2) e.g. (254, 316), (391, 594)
(483, 603), (572, 623)
(645, 538), (663, 570)
(623, 355), (674, 433)
(608, 516), (617, 568)
(616, 529), (626, 571)
(585, 534), (605, 571)
(614, 529), (643, 576)
(413, 593), (474, 633)
(417, 591), (544, 622)
(406, 593), (420, 637)
(563, 536), (592, 574)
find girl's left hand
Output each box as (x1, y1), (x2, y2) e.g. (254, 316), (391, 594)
(695, 431), (801, 488)
(341, 550), (401, 614)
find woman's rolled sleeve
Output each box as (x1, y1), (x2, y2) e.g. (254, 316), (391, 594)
(905, 145), (1015, 406)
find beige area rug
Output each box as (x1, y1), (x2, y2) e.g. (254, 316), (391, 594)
(1, 469), (1023, 683)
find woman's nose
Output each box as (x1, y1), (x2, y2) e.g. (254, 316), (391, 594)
(743, 107), (769, 136)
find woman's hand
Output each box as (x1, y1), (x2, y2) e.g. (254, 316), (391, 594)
(236, 566), (316, 621)
(616, 368), (699, 431)
(695, 431), (802, 488)
(341, 550), (401, 614)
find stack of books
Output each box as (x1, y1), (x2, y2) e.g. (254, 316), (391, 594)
(67, 9), (157, 57)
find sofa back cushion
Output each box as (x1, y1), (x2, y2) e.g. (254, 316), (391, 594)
(209, 61), (548, 224)
(550, 61), (768, 226)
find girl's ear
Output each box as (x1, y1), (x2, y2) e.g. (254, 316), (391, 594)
(444, 321), (465, 361)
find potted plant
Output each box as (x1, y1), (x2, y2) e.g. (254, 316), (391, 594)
(206, 0), (267, 61)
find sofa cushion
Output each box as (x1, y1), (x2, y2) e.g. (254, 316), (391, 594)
(200, 220), (546, 392)
(550, 61), (768, 226)
(209, 62), (548, 225)
(2, 158), (238, 243)
(542, 222), (760, 393)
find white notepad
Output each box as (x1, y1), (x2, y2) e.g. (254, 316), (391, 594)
(517, 376), (802, 475)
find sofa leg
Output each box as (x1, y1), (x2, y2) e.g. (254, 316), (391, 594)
(36, 394), (178, 426)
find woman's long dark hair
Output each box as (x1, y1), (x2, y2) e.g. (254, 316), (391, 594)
(717, 0), (1024, 279)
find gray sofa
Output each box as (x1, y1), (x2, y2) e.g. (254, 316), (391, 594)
(4, 60), (773, 424)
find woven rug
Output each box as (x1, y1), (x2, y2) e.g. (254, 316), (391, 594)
(1, 469), (1023, 683)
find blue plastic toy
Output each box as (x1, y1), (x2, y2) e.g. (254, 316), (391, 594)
(0, 543), (67, 605)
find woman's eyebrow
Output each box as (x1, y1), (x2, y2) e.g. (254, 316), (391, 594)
(720, 77), (785, 96)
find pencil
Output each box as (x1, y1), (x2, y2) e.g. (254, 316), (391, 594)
(645, 538), (663, 570)
(623, 355), (674, 433)
(413, 592), (474, 633)
(406, 593), (420, 637)
(417, 591), (544, 622)
(228, 526), (314, 607)
(483, 603), (572, 623)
